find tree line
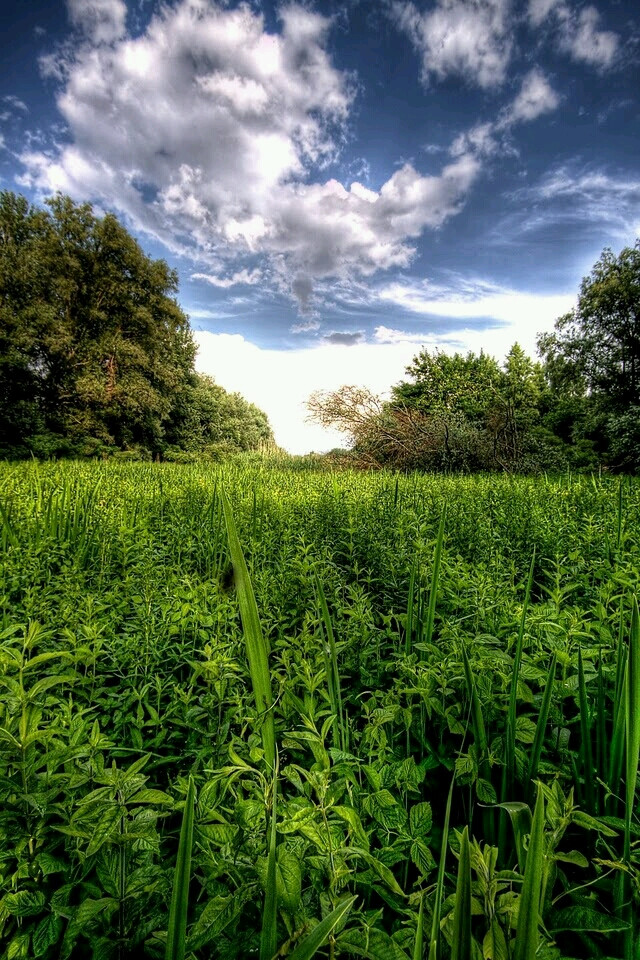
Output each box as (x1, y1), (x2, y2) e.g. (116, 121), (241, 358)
(308, 241), (640, 473)
(0, 192), (272, 460)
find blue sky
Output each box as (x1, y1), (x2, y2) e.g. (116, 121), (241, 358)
(1, 0), (639, 451)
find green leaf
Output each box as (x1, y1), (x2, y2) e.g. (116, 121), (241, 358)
(222, 489), (276, 773)
(409, 802), (433, 838)
(549, 906), (629, 933)
(130, 788), (174, 806)
(513, 788), (545, 960)
(476, 779), (497, 804)
(451, 826), (472, 960)
(276, 846), (302, 914)
(482, 920), (508, 960)
(166, 775), (196, 960)
(32, 915), (63, 958)
(7, 931), (30, 960)
(289, 896), (356, 960)
(4, 889), (46, 917)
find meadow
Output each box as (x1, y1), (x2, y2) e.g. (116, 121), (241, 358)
(0, 460), (638, 960)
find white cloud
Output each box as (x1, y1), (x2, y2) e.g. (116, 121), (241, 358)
(512, 163), (640, 237)
(66, 0), (127, 44)
(392, 0), (513, 89)
(2, 95), (28, 113)
(560, 6), (618, 69)
(450, 68), (560, 158)
(20, 0), (486, 310)
(500, 68), (560, 124)
(377, 279), (575, 356)
(191, 268), (263, 288)
(527, 0), (619, 69)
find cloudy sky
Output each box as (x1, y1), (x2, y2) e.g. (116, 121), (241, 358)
(1, 0), (639, 451)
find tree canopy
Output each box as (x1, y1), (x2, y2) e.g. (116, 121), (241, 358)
(0, 191), (273, 459)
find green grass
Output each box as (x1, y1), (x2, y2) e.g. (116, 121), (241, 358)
(0, 460), (638, 958)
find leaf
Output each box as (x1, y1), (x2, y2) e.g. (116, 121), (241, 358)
(338, 922), (408, 960)
(409, 802), (433, 838)
(276, 846), (302, 914)
(549, 906), (629, 933)
(86, 807), (121, 856)
(482, 920), (508, 960)
(476, 779), (497, 805)
(451, 826), (472, 960)
(289, 896), (356, 960)
(166, 775), (196, 960)
(411, 839), (436, 877)
(32, 915), (63, 957)
(130, 788), (174, 806)
(3, 889), (46, 917)
(7, 932), (30, 960)
(334, 805), (370, 849)
(222, 490), (275, 773)
(515, 716), (537, 745)
(513, 788), (545, 960)
(552, 850), (588, 868)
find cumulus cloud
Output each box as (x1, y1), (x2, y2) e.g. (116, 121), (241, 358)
(527, 0), (619, 69)
(500, 68), (560, 123)
(66, 0), (127, 44)
(20, 0), (487, 312)
(392, 0), (513, 89)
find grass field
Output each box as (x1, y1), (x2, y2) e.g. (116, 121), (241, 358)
(0, 461), (639, 960)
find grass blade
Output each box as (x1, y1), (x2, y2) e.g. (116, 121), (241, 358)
(451, 826), (472, 960)
(314, 571), (345, 752)
(527, 652), (557, 797)
(289, 896), (357, 960)
(165, 776), (196, 960)
(622, 596), (640, 958)
(506, 549), (535, 792)
(428, 776), (454, 960)
(413, 892), (424, 960)
(513, 787), (545, 960)
(222, 488), (276, 772)
(260, 775), (278, 960)
(406, 556), (417, 656)
(577, 647), (595, 814)
(423, 508), (446, 654)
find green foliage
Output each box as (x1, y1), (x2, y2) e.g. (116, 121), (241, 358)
(0, 191), (272, 461)
(0, 462), (639, 958)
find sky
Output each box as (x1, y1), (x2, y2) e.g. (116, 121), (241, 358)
(1, 0), (639, 452)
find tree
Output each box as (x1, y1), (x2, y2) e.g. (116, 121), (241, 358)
(537, 240), (640, 469)
(169, 374), (273, 455)
(0, 191), (273, 460)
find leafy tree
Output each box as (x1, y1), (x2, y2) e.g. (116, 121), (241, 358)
(169, 374), (273, 455)
(538, 240), (640, 469)
(0, 191), (272, 459)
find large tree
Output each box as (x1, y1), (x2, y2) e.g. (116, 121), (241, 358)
(538, 240), (640, 469)
(0, 191), (197, 456)
(0, 192), (273, 460)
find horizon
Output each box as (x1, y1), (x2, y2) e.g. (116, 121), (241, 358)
(1, 0), (638, 453)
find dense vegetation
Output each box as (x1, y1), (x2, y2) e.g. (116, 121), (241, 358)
(309, 241), (640, 474)
(1, 460), (639, 959)
(0, 192), (272, 461)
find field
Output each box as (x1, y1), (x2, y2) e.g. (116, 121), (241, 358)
(0, 461), (639, 960)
